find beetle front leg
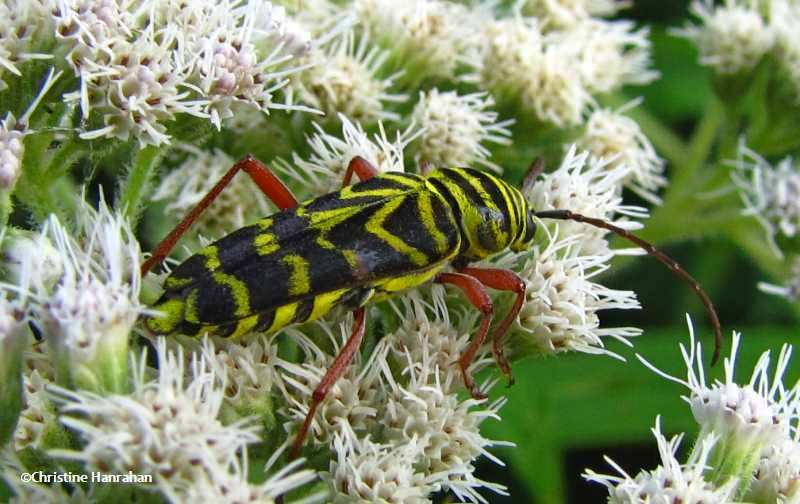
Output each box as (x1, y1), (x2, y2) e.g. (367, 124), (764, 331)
(458, 267), (526, 386)
(435, 272), (493, 400)
(289, 307), (367, 460)
(141, 155), (299, 275)
(341, 156), (378, 187)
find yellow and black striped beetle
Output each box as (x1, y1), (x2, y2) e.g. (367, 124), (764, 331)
(141, 155), (721, 458)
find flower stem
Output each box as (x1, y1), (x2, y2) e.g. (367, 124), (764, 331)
(118, 145), (164, 224)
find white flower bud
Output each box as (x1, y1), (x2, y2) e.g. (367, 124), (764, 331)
(581, 103), (667, 204)
(677, 0), (774, 75)
(585, 419), (738, 503)
(411, 90), (512, 173)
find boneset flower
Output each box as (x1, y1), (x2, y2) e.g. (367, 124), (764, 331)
(0, 0), (55, 90)
(732, 144), (800, 256)
(640, 317), (796, 489)
(1, 198), (145, 394)
(47, 338), (305, 501)
(581, 102), (667, 204)
(355, 0), (479, 84)
(526, 146), (649, 256)
(54, 0), (312, 145)
(277, 115), (419, 197)
(509, 230), (642, 357)
(584, 418), (738, 503)
(411, 89), (513, 173)
(519, 0), (630, 29)
(288, 31), (406, 125)
(676, 0), (775, 75)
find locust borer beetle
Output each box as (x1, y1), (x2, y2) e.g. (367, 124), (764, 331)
(141, 155), (722, 458)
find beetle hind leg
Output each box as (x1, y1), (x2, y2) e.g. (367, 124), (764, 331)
(289, 306), (368, 460)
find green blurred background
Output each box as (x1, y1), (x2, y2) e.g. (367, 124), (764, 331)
(464, 1), (800, 502)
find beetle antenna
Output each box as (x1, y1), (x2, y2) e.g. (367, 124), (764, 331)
(534, 209), (723, 367)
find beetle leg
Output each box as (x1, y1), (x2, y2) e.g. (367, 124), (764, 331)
(341, 156), (378, 187)
(457, 267), (526, 386)
(141, 155), (299, 275)
(435, 272), (492, 400)
(289, 307), (367, 460)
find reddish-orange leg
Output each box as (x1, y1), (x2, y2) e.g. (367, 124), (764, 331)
(342, 155), (379, 186)
(458, 267), (526, 386)
(435, 272), (493, 399)
(141, 155), (299, 276)
(289, 306), (367, 459)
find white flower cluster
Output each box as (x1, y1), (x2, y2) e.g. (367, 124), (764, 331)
(679, 0), (800, 100)
(278, 295), (509, 502)
(480, 13), (654, 127)
(0, 0), (54, 90)
(519, 0), (630, 29)
(732, 144), (800, 256)
(411, 90), (513, 173)
(1, 196), (144, 393)
(677, 0), (775, 75)
(354, 0), (480, 84)
(588, 317), (800, 503)
(580, 101), (667, 204)
(276, 115), (419, 197)
(585, 419), (738, 503)
(287, 31), (406, 125)
(527, 146), (650, 256)
(47, 0), (313, 145)
(47, 338), (316, 502)
(771, 0), (800, 99)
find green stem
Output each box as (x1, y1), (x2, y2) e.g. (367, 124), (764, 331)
(0, 191), (11, 231)
(118, 145), (164, 223)
(673, 95), (725, 193)
(45, 137), (86, 179)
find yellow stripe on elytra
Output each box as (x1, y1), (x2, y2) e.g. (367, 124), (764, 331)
(185, 289), (201, 323)
(230, 314), (259, 339)
(339, 186), (410, 200)
(269, 303), (298, 332)
(256, 217), (273, 230)
(211, 271), (251, 317)
(164, 275), (193, 289)
(417, 190), (449, 254)
(376, 268), (441, 295)
(283, 254), (311, 296)
(366, 196), (428, 267)
(309, 288), (348, 321)
(198, 245), (221, 270)
(147, 298), (185, 333)
(254, 232), (279, 255)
